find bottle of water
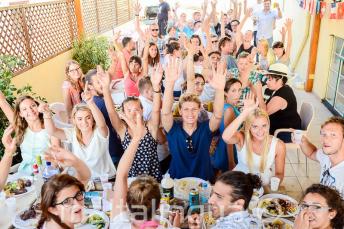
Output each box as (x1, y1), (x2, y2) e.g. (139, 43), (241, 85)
(33, 164), (44, 198)
(43, 161), (59, 182)
(200, 182), (210, 204)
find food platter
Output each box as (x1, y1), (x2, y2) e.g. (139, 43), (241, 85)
(174, 177), (211, 200)
(4, 176), (35, 198)
(76, 209), (110, 229)
(258, 194), (298, 218)
(263, 218), (294, 229)
(12, 203), (41, 229)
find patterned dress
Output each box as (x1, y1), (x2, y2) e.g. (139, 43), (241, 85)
(122, 126), (162, 182)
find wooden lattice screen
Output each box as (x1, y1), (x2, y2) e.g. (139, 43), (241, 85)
(0, 0), (78, 74)
(81, 0), (133, 36)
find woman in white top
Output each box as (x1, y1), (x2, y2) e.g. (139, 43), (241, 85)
(0, 93), (57, 175)
(222, 93), (286, 185)
(110, 113), (181, 229)
(41, 83), (116, 178)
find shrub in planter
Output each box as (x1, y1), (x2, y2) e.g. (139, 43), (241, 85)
(0, 55), (46, 158)
(72, 36), (111, 74)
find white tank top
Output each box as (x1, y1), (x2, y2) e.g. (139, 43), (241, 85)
(234, 136), (278, 185)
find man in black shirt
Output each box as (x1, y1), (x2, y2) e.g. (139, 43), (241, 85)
(158, 0), (170, 36)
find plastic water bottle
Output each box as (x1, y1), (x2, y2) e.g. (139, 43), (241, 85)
(200, 182), (210, 204)
(161, 174), (174, 202)
(33, 164), (44, 198)
(43, 161), (59, 181)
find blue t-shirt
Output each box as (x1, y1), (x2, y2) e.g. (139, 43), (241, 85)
(93, 96), (123, 164)
(166, 120), (215, 181)
(158, 2), (170, 21)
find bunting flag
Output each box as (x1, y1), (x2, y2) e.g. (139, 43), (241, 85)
(320, 1), (327, 18)
(338, 2), (344, 19)
(330, 2), (337, 19)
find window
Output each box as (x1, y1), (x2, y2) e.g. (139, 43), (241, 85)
(324, 36), (344, 116)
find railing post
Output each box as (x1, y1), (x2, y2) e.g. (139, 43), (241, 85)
(74, 0), (84, 38)
(20, 6), (33, 66)
(66, 0), (75, 43)
(114, 0), (118, 25)
(95, 0), (100, 33)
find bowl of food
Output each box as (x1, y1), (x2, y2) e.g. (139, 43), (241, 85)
(263, 218), (294, 229)
(4, 176), (35, 198)
(258, 194), (298, 218)
(77, 209), (109, 229)
(12, 203), (42, 229)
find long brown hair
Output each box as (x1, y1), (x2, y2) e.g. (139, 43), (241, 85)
(71, 104), (96, 146)
(13, 95), (44, 145)
(37, 174), (85, 229)
(65, 60), (84, 93)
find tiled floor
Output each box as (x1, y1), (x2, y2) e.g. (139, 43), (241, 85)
(278, 88), (333, 201)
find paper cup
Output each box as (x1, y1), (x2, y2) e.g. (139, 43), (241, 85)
(293, 130), (304, 144)
(270, 177), (281, 192)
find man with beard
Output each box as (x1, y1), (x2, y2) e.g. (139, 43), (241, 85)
(83, 68), (123, 167)
(188, 171), (262, 228)
(295, 116), (344, 197)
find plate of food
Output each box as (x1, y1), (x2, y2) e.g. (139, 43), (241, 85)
(77, 209), (109, 229)
(202, 212), (216, 229)
(4, 176), (35, 198)
(174, 177), (211, 200)
(258, 194), (298, 218)
(12, 203), (42, 229)
(263, 218), (294, 229)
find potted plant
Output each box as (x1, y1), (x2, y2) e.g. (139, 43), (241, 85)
(72, 35), (111, 74)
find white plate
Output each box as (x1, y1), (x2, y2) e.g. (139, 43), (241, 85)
(258, 194), (298, 218)
(76, 209), (110, 229)
(12, 208), (40, 229)
(174, 177), (211, 200)
(263, 218), (294, 229)
(5, 176), (35, 198)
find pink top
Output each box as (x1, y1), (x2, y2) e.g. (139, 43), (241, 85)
(124, 75), (140, 97)
(62, 81), (82, 106)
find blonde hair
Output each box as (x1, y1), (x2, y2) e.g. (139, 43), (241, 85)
(178, 93), (201, 109)
(71, 104), (95, 146)
(13, 96), (44, 145)
(258, 39), (275, 66)
(243, 108), (270, 173)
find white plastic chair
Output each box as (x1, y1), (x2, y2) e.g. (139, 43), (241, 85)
(274, 102), (315, 177)
(49, 102), (73, 129)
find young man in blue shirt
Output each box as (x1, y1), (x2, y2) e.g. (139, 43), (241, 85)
(161, 57), (226, 182)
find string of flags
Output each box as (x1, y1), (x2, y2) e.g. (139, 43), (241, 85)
(296, 0), (344, 19)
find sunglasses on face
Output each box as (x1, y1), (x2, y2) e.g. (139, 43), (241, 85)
(211, 40), (219, 43)
(151, 29), (159, 32)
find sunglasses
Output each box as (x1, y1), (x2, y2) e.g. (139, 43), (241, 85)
(151, 29), (159, 32)
(186, 136), (193, 153)
(211, 40), (218, 43)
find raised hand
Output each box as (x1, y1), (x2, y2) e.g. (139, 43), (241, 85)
(97, 65), (111, 90)
(45, 146), (77, 167)
(279, 26), (286, 38)
(113, 30), (121, 43)
(38, 102), (50, 114)
(120, 112), (145, 141)
(165, 57), (180, 83)
(209, 60), (227, 90)
(242, 92), (259, 114)
(245, 7), (253, 17)
(133, 1), (142, 15)
(294, 210), (311, 229)
(211, 0), (217, 9)
(151, 64), (163, 89)
(285, 18), (293, 30)
(187, 213), (201, 229)
(2, 125), (17, 155)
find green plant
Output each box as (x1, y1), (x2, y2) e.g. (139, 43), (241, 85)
(0, 55), (46, 158)
(72, 35), (111, 74)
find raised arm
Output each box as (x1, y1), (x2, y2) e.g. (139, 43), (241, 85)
(294, 134), (318, 161)
(275, 2), (282, 19)
(112, 30), (123, 51)
(142, 32), (151, 76)
(62, 85), (73, 119)
(161, 57), (180, 132)
(134, 2), (145, 39)
(117, 50), (129, 77)
(208, 61), (226, 132)
(111, 113), (145, 218)
(284, 19), (293, 60)
(82, 81), (108, 138)
(38, 103), (67, 140)
(185, 41), (196, 94)
(148, 64), (163, 136)
(98, 66), (126, 137)
(0, 125), (16, 190)
(0, 91), (14, 122)
(220, 12), (225, 38)
(45, 146), (91, 185)
(201, 0), (208, 22)
(222, 93), (259, 144)
(210, 0), (217, 24)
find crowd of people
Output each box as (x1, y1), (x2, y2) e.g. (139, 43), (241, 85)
(1, 0), (344, 228)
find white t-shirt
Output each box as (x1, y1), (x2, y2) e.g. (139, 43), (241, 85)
(63, 127), (116, 178)
(316, 149), (344, 197)
(254, 9), (278, 40)
(199, 83), (215, 103)
(139, 95), (153, 121)
(251, 3), (264, 31)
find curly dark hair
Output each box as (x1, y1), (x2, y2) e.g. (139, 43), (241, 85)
(303, 184), (344, 229)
